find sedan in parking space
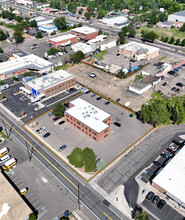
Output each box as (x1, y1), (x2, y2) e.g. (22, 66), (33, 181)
(176, 82), (184, 88)
(91, 93), (96, 97)
(64, 102), (69, 108)
(172, 139), (180, 145)
(163, 150), (173, 157)
(69, 87), (75, 91)
(153, 161), (162, 168)
(43, 132), (50, 138)
(96, 97), (102, 100)
(48, 112), (53, 117)
(20, 96), (27, 101)
(105, 101), (110, 105)
(53, 116), (60, 121)
(116, 98), (121, 102)
(152, 195), (160, 204)
(162, 82), (167, 86)
(166, 147), (176, 154)
(157, 199), (166, 209)
(58, 144), (67, 151)
(114, 122), (121, 127)
(161, 153), (171, 159)
(146, 191), (154, 201)
(36, 127), (45, 133)
(171, 87), (176, 91)
(88, 73), (96, 78)
(58, 120), (65, 125)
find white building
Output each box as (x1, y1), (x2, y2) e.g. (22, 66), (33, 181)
(14, 0), (33, 5)
(128, 75), (161, 94)
(168, 10), (185, 23)
(152, 146), (185, 208)
(101, 16), (128, 27)
(31, 16), (54, 26)
(0, 54), (52, 80)
(71, 42), (94, 54)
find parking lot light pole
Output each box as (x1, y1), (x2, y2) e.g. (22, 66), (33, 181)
(78, 183), (80, 210)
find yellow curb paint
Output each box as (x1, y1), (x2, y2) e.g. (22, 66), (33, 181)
(104, 212), (112, 220)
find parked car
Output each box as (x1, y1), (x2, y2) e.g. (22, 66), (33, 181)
(96, 97), (102, 100)
(166, 147), (176, 154)
(88, 73), (96, 78)
(114, 122), (121, 127)
(20, 187), (28, 195)
(53, 116), (60, 121)
(48, 112), (53, 117)
(176, 82), (184, 88)
(163, 150), (173, 157)
(64, 210), (70, 217)
(58, 120), (65, 125)
(162, 82), (167, 86)
(58, 144), (67, 151)
(152, 195), (160, 204)
(43, 132), (50, 138)
(153, 161), (162, 168)
(172, 139), (180, 145)
(161, 153), (171, 159)
(116, 98), (121, 102)
(146, 191), (154, 201)
(105, 101), (110, 105)
(64, 102), (69, 108)
(171, 87), (176, 91)
(176, 88), (182, 93)
(157, 199), (166, 209)
(36, 127), (45, 133)
(91, 93), (96, 97)
(168, 71), (175, 75)
(69, 87), (75, 91)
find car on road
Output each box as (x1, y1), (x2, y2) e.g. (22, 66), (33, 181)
(58, 120), (65, 125)
(58, 144), (67, 151)
(157, 199), (166, 209)
(96, 97), (102, 100)
(43, 132), (50, 138)
(88, 73), (96, 78)
(91, 93), (96, 97)
(153, 161), (162, 168)
(171, 87), (176, 91)
(36, 127), (45, 133)
(162, 82), (167, 86)
(152, 195), (160, 204)
(146, 191), (154, 201)
(116, 98), (121, 102)
(53, 116), (60, 121)
(114, 122), (121, 127)
(105, 101), (110, 105)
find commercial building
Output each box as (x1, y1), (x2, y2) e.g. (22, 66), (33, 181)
(49, 34), (78, 48)
(119, 42), (159, 60)
(71, 42), (94, 54)
(0, 172), (31, 220)
(71, 26), (99, 41)
(101, 16), (128, 27)
(168, 10), (185, 23)
(14, 0), (33, 5)
(39, 23), (58, 33)
(0, 54), (52, 80)
(152, 146), (185, 208)
(31, 16), (57, 33)
(65, 98), (112, 142)
(31, 16), (54, 26)
(23, 69), (76, 101)
(128, 75), (161, 94)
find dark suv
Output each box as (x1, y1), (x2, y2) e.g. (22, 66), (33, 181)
(146, 191), (154, 201)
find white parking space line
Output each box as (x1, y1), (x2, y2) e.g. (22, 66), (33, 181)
(29, 197), (37, 203)
(25, 193), (33, 199)
(32, 201), (40, 207)
(38, 209), (48, 220)
(11, 176), (19, 181)
(18, 183), (24, 187)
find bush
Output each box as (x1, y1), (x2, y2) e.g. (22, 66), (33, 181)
(52, 103), (66, 117)
(23, 72), (30, 77)
(0, 47), (3, 53)
(48, 47), (58, 56)
(50, 30), (56, 35)
(67, 147), (84, 168)
(29, 213), (37, 220)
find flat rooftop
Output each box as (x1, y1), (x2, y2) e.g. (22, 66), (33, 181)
(153, 146), (185, 204)
(50, 34), (77, 42)
(0, 172), (31, 220)
(26, 69), (75, 90)
(72, 26), (98, 34)
(119, 41), (159, 55)
(65, 98), (111, 133)
(39, 23), (56, 28)
(0, 54), (52, 75)
(170, 10), (185, 17)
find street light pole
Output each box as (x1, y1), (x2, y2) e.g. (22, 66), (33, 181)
(78, 183), (80, 210)
(2, 119), (9, 138)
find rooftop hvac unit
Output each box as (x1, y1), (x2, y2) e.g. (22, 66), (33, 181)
(32, 81), (36, 84)
(94, 110), (97, 114)
(83, 115), (86, 119)
(86, 113), (90, 118)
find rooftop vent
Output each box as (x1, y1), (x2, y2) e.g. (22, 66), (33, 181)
(94, 110), (97, 114)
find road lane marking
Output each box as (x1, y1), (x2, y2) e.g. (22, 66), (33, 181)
(0, 115), (78, 190)
(104, 212), (112, 220)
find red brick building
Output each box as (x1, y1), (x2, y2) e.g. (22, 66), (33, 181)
(49, 34), (78, 48)
(65, 98), (112, 142)
(71, 27), (99, 41)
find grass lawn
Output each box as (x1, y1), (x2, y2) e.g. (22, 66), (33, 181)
(136, 25), (185, 40)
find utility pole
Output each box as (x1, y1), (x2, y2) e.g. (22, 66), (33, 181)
(78, 183), (80, 210)
(25, 141), (31, 161)
(2, 119), (9, 138)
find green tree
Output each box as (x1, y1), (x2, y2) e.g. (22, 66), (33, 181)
(29, 213), (37, 220)
(30, 19), (37, 27)
(118, 31), (126, 44)
(13, 30), (24, 43)
(135, 212), (149, 220)
(67, 147), (84, 168)
(0, 29), (6, 41)
(14, 15), (22, 22)
(117, 70), (126, 78)
(181, 39), (185, 46)
(77, 22), (83, 27)
(128, 29), (136, 38)
(84, 11), (91, 20)
(99, 29), (103, 35)
(70, 51), (85, 63)
(5, 31), (9, 38)
(169, 36), (175, 44)
(163, 36), (169, 42)
(180, 23), (185, 32)
(175, 38), (180, 45)
(48, 47), (58, 55)
(78, 8), (83, 15)
(54, 17), (66, 30)
(83, 147), (96, 172)
(36, 31), (43, 38)
(0, 47), (3, 53)
(52, 102), (66, 117)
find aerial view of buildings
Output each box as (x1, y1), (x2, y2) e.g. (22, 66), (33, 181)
(0, 0), (185, 220)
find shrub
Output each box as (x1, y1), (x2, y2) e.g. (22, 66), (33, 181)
(29, 213), (37, 220)
(67, 147), (84, 168)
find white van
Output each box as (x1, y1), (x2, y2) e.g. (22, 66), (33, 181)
(0, 154), (11, 164)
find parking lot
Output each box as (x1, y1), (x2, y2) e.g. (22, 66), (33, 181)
(1, 83), (81, 123)
(27, 91), (152, 179)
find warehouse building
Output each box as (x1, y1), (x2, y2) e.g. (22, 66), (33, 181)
(168, 10), (185, 23)
(119, 42), (159, 60)
(71, 42), (94, 54)
(0, 54), (52, 80)
(49, 34), (78, 48)
(23, 69), (76, 101)
(101, 16), (128, 27)
(71, 26), (99, 41)
(65, 98), (112, 142)
(152, 146), (185, 208)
